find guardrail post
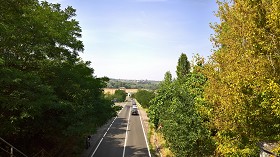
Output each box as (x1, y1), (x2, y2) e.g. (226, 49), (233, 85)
(259, 142), (280, 157)
(10, 147), (14, 157)
(0, 137), (28, 157)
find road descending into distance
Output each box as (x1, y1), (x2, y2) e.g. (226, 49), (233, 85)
(90, 100), (151, 157)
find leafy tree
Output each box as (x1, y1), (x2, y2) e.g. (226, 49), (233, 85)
(176, 53), (191, 81)
(163, 71), (173, 85)
(149, 57), (215, 156)
(106, 79), (159, 90)
(113, 90), (127, 102)
(0, 0), (115, 155)
(134, 89), (155, 108)
(149, 71), (173, 129)
(205, 0), (280, 156)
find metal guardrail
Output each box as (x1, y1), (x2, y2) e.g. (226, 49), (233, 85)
(0, 137), (28, 157)
(261, 149), (279, 157)
(259, 142), (280, 157)
(32, 149), (51, 157)
(260, 147), (280, 157)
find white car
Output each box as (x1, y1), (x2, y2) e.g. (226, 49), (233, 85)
(131, 106), (138, 115)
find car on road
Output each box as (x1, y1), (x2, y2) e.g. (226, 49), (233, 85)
(131, 106), (138, 115)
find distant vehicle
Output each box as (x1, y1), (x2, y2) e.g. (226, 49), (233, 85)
(127, 93), (131, 97)
(112, 98), (118, 102)
(132, 100), (136, 106)
(131, 106), (138, 115)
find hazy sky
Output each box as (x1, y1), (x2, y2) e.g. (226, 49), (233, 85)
(45, 0), (219, 81)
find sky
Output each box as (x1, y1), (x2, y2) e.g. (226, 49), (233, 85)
(45, 0), (219, 81)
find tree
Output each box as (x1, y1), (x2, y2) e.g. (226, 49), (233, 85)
(134, 89), (155, 108)
(114, 90), (127, 102)
(176, 53), (191, 81)
(1, 0), (84, 138)
(0, 0), (115, 155)
(149, 71), (173, 129)
(149, 57), (215, 156)
(205, 0), (280, 155)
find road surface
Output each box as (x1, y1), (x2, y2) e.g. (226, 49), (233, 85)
(90, 101), (150, 157)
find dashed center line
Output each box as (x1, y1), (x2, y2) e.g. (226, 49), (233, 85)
(122, 106), (131, 157)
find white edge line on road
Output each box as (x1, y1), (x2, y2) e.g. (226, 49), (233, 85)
(122, 106), (131, 157)
(139, 109), (152, 157)
(90, 106), (124, 157)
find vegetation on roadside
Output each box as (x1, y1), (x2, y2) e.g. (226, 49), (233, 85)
(149, 54), (215, 157)
(205, 0), (280, 155)
(2, 0), (280, 156)
(149, 126), (174, 157)
(148, 0), (280, 156)
(105, 89), (127, 102)
(107, 79), (159, 90)
(0, 0), (116, 156)
(133, 89), (155, 108)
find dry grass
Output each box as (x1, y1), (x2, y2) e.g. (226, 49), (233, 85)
(103, 88), (139, 95)
(149, 127), (174, 157)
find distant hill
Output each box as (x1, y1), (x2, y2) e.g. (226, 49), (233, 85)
(107, 78), (160, 90)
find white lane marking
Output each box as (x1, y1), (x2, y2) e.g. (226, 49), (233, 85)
(90, 106), (124, 157)
(139, 110), (152, 157)
(122, 105), (131, 157)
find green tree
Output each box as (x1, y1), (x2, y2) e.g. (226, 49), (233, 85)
(149, 71), (173, 129)
(149, 57), (215, 156)
(134, 89), (155, 108)
(176, 53), (191, 81)
(0, 0), (115, 155)
(114, 90), (127, 102)
(205, 0), (280, 156)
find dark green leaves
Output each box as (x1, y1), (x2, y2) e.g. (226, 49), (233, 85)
(176, 53), (191, 82)
(149, 55), (215, 156)
(134, 89), (155, 108)
(0, 0), (115, 154)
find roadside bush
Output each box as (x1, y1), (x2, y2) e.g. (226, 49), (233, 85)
(134, 89), (155, 108)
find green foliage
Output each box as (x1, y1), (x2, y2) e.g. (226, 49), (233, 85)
(149, 0), (280, 156)
(0, 0), (115, 155)
(113, 89), (127, 102)
(204, 0), (280, 156)
(107, 79), (159, 90)
(176, 53), (191, 81)
(149, 57), (215, 156)
(113, 105), (123, 112)
(134, 89), (155, 108)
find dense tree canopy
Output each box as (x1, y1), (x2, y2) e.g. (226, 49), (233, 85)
(176, 53), (191, 81)
(113, 89), (127, 102)
(134, 89), (155, 108)
(106, 79), (159, 90)
(0, 0), (115, 155)
(204, 0), (280, 156)
(2, 0), (280, 156)
(149, 55), (215, 156)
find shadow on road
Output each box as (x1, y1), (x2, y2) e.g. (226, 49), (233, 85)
(124, 145), (150, 157)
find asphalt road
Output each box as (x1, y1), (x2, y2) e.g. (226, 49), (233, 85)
(90, 102), (150, 157)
